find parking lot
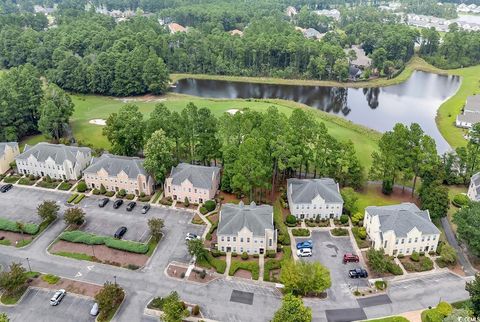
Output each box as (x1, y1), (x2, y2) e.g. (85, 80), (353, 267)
(4, 288), (96, 322)
(295, 231), (369, 297)
(0, 186), (68, 224)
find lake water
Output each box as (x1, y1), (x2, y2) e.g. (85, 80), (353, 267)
(172, 71), (461, 153)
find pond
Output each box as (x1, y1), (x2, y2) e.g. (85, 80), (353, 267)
(172, 71), (461, 153)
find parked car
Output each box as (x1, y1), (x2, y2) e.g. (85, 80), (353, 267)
(98, 198), (109, 208)
(114, 226), (127, 239)
(50, 289), (66, 306)
(296, 248), (312, 257)
(90, 302), (99, 316)
(296, 240), (313, 250)
(0, 184), (13, 193)
(126, 201), (136, 211)
(113, 199), (123, 209)
(141, 204), (151, 214)
(185, 233), (200, 241)
(348, 268), (368, 278)
(343, 253), (359, 264)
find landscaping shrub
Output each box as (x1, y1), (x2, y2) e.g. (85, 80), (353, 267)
(73, 194), (85, 204)
(357, 227), (367, 239)
(3, 175), (20, 183)
(274, 201), (290, 245)
(229, 260), (260, 280)
(374, 280), (387, 290)
(184, 197), (190, 207)
(0, 218), (39, 235)
(105, 238), (148, 254)
(58, 181), (72, 191)
(117, 189), (126, 198)
(331, 228), (348, 236)
(99, 184), (107, 195)
(105, 191), (115, 197)
(411, 251), (420, 262)
(231, 252), (237, 257)
(211, 249), (221, 257)
(126, 264), (140, 270)
(285, 214), (297, 226)
(351, 212), (364, 226)
(125, 194), (135, 200)
(340, 214), (349, 225)
(41, 274), (60, 284)
(453, 194), (469, 207)
(241, 252), (249, 260)
(203, 252), (226, 273)
(253, 254), (259, 258)
(76, 181), (87, 192)
(387, 262), (404, 275)
(18, 177), (35, 185)
(200, 206), (208, 215)
(92, 189), (100, 195)
(59, 230), (149, 253)
(204, 200), (216, 212)
(266, 250), (276, 258)
(192, 305), (200, 316)
(292, 228), (310, 236)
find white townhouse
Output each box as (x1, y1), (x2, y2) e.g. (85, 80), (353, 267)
(468, 172), (480, 201)
(456, 95), (480, 129)
(287, 178), (344, 220)
(164, 163), (220, 204)
(217, 201), (277, 255)
(0, 142), (19, 174)
(15, 143), (92, 180)
(364, 203), (440, 256)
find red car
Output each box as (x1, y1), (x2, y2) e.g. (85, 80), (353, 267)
(343, 253), (359, 264)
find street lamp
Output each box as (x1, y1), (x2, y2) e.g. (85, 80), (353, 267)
(26, 257), (31, 272)
(114, 275), (117, 285)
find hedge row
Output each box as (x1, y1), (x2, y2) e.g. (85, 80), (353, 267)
(73, 194), (85, 204)
(67, 194), (78, 203)
(59, 230), (149, 254)
(0, 218), (39, 235)
(229, 260), (259, 280)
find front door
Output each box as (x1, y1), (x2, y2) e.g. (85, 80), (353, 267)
(259, 248), (264, 254)
(425, 246), (429, 251)
(300, 214), (305, 219)
(227, 247), (231, 252)
(330, 213), (334, 219)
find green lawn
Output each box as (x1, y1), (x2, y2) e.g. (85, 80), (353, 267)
(447, 185), (467, 234)
(351, 184), (417, 215)
(67, 93), (380, 169)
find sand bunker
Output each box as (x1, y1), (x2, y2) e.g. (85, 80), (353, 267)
(226, 109), (241, 115)
(89, 119), (106, 126)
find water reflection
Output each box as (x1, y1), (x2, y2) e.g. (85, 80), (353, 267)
(172, 71), (460, 153)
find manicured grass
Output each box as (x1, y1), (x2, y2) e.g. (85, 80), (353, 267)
(54, 251), (94, 261)
(36, 179), (60, 189)
(15, 239), (32, 248)
(0, 239), (11, 246)
(2, 175), (21, 184)
(436, 64), (480, 149)
(447, 185), (467, 234)
(0, 285), (28, 305)
(151, 191), (162, 203)
(197, 252), (227, 274)
(41, 274), (60, 284)
(264, 247), (292, 282)
(17, 177), (37, 186)
(352, 185), (415, 215)
(228, 260), (260, 280)
(362, 317), (409, 322)
(146, 238), (159, 257)
(19, 134), (48, 150)
(57, 181), (73, 191)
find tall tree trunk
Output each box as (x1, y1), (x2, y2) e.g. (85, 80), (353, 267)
(411, 175), (417, 197)
(271, 159), (277, 202)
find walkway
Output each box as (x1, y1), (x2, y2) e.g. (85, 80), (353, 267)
(441, 217), (476, 276)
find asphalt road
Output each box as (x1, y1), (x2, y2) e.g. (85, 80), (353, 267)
(0, 186), (472, 322)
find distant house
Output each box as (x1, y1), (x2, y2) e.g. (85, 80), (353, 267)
(287, 178), (343, 220)
(0, 142), (19, 174)
(84, 154), (155, 195)
(468, 172), (480, 201)
(164, 163), (220, 204)
(15, 143), (91, 180)
(168, 23), (187, 34)
(456, 95), (480, 129)
(217, 201), (277, 255)
(364, 203), (440, 256)
(286, 6), (298, 17)
(229, 29), (244, 36)
(303, 28), (324, 40)
(345, 45), (371, 68)
(313, 9), (340, 21)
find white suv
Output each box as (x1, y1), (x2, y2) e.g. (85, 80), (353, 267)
(50, 289), (66, 306)
(297, 248), (312, 257)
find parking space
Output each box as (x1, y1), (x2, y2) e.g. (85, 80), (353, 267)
(0, 186), (68, 224)
(295, 231), (369, 295)
(6, 288), (96, 322)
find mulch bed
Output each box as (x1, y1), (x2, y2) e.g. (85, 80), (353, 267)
(0, 231), (33, 246)
(204, 231), (217, 248)
(175, 202), (197, 210)
(50, 240), (149, 267)
(167, 264), (188, 279)
(218, 191), (244, 204)
(30, 276), (102, 298)
(234, 269), (252, 279)
(361, 251), (394, 278)
(207, 213), (219, 224)
(188, 268), (217, 283)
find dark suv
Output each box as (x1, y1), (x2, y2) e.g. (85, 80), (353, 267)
(0, 184), (13, 193)
(343, 253), (360, 264)
(98, 198), (109, 208)
(113, 199), (123, 209)
(114, 226), (127, 239)
(349, 268), (368, 278)
(126, 201), (136, 212)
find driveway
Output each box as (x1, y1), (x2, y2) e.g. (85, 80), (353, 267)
(441, 217), (476, 276)
(296, 231), (369, 302)
(3, 288), (96, 322)
(0, 186), (68, 224)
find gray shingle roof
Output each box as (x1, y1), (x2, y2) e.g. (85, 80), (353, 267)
(472, 172), (480, 186)
(16, 143), (90, 165)
(218, 202), (273, 237)
(170, 163), (220, 189)
(366, 203), (439, 237)
(84, 154), (147, 179)
(287, 178), (343, 204)
(465, 95), (480, 113)
(0, 142), (18, 158)
(457, 111), (480, 124)
(303, 28), (322, 39)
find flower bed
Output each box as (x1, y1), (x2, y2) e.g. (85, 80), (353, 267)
(17, 177), (37, 186)
(3, 175), (21, 183)
(292, 228), (310, 237)
(57, 181), (73, 191)
(398, 253), (433, 272)
(331, 228), (349, 236)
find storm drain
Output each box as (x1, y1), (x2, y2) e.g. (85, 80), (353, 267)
(230, 290), (254, 305)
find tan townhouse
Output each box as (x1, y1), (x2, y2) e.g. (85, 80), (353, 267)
(84, 154), (155, 195)
(364, 203), (440, 256)
(164, 163), (220, 204)
(0, 142), (19, 174)
(217, 201), (277, 255)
